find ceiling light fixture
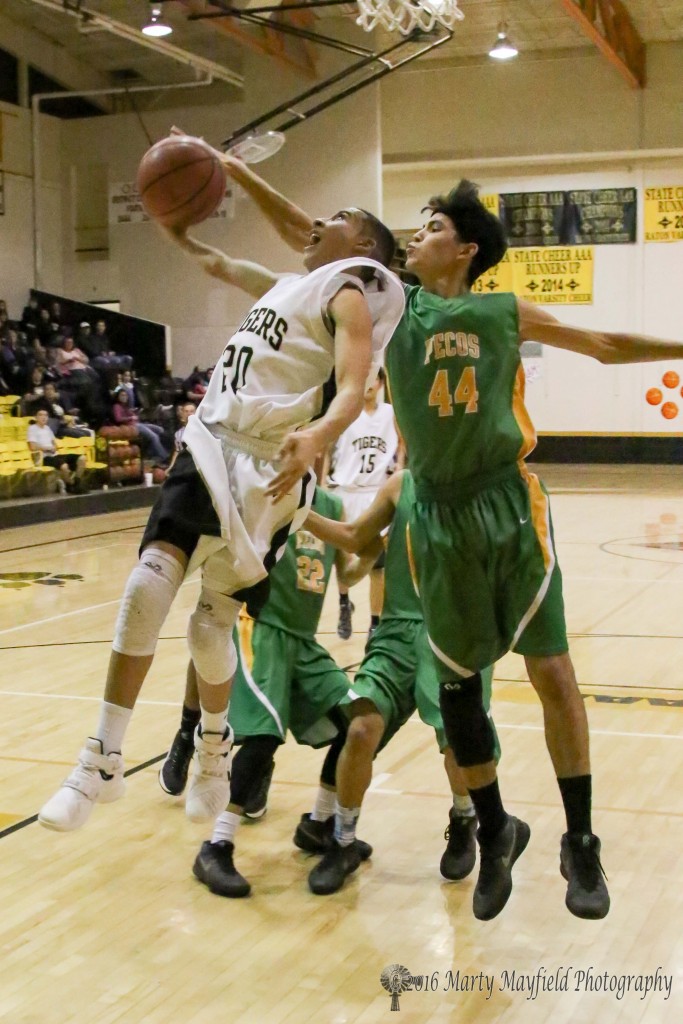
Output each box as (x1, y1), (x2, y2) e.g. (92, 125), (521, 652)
(142, 5), (173, 38)
(489, 22), (518, 60)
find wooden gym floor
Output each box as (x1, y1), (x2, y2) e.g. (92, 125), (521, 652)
(0, 464), (681, 1024)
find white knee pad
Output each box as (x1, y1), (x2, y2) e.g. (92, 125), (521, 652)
(187, 588), (241, 685)
(112, 546), (185, 657)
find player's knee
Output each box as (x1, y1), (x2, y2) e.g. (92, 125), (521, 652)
(526, 654), (577, 706)
(187, 589), (241, 685)
(347, 711), (384, 754)
(439, 674), (496, 768)
(112, 546), (185, 657)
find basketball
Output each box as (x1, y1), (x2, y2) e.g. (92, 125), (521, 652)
(646, 387), (662, 406)
(662, 370), (680, 389)
(136, 135), (226, 229)
(661, 401), (678, 419)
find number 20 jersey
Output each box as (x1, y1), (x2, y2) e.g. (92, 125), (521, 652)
(196, 257), (405, 445)
(385, 287), (536, 487)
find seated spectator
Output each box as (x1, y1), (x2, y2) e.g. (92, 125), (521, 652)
(184, 366), (212, 403)
(80, 319), (133, 373)
(111, 387), (169, 463)
(21, 365), (47, 414)
(27, 409), (83, 490)
(33, 382), (93, 438)
(55, 335), (96, 379)
(167, 401), (196, 471)
(36, 308), (57, 346)
(48, 300), (63, 326)
(21, 297), (41, 334)
(1, 328), (28, 391)
(120, 369), (138, 406)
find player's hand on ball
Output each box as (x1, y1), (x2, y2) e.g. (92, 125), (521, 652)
(267, 429), (319, 502)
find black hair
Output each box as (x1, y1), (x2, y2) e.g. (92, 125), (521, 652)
(424, 180), (507, 286)
(358, 209), (396, 268)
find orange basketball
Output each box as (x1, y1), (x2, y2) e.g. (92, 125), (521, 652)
(661, 402), (678, 419)
(136, 135), (226, 229)
(662, 370), (680, 389)
(646, 387), (662, 406)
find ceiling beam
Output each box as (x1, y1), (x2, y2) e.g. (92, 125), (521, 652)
(559, 0), (645, 88)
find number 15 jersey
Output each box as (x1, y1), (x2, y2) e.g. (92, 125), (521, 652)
(328, 402), (399, 489)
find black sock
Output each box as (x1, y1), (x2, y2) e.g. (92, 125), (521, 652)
(180, 703), (201, 740)
(558, 775), (592, 835)
(339, 593), (350, 607)
(469, 780), (507, 845)
(370, 614), (380, 627)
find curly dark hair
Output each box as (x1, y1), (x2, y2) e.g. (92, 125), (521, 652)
(423, 179), (507, 286)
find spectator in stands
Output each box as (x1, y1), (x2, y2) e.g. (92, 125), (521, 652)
(1, 328), (28, 391)
(119, 369), (138, 406)
(21, 365), (47, 414)
(49, 300), (63, 325)
(27, 409), (84, 492)
(34, 382), (93, 438)
(80, 319), (132, 373)
(36, 308), (57, 346)
(21, 297), (41, 334)
(111, 387), (169, 463)
(183, 365), (212, 403)
(167, 400), (196, 471)
(55, 335), (95, 378)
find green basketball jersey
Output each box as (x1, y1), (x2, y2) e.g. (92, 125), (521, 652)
(381, 471), (422, 622)
(258, 487), (342, 639)
(385, 288), (536, 487)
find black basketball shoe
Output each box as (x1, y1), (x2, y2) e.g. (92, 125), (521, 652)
(193, 840), (251, 898)
(337, 601), (354, 640)
(560, 832), (610, 919)
(243, 759), (275, 820)
(308, 839), (365, 895)
(158, 729), (194, 796)
(293, 813), (372, 860)
(440, 810), (477, 881)
(473, 815), (530, 920)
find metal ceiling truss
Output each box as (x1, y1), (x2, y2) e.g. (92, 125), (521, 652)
(559, 0), (646, 88)
(185, 0), (452, 147)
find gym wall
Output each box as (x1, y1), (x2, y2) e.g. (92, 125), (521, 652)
(381, 41), (683, 447)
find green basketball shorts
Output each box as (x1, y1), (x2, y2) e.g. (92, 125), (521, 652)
(409, 464), (568, 678)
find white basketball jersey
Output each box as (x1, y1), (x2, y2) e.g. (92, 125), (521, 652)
(329, 402), (399, 489)
(196, 257), (405, 444)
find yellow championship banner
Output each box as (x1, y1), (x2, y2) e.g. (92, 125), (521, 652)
(644, 186), (683, 242)
(511, 246), (594, 304)
(480, 193), (500, 217)
(471, 250), (514, 295)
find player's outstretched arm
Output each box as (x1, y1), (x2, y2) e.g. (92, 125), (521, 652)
(222, 159), (314, 253)
(336, 537), (385, 589)
(159, 223), (282, 299)
(169, 125), (313, 251)
(518, 299), (683, 364)
(305, 472), (403, 554)
(266, 286), (373, 501)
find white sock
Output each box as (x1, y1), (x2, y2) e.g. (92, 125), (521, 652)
(94, 701), (133, 755)
(311, 786), (336, 822)
(201, 707), (227, 736)
(211, 810), (241, 845)
(334, 801), (360, 847)
(452, 792), (475, 817)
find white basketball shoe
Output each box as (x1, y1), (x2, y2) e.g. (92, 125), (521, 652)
(38, 738), (126, 832)
(185, 725), (233, 823)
